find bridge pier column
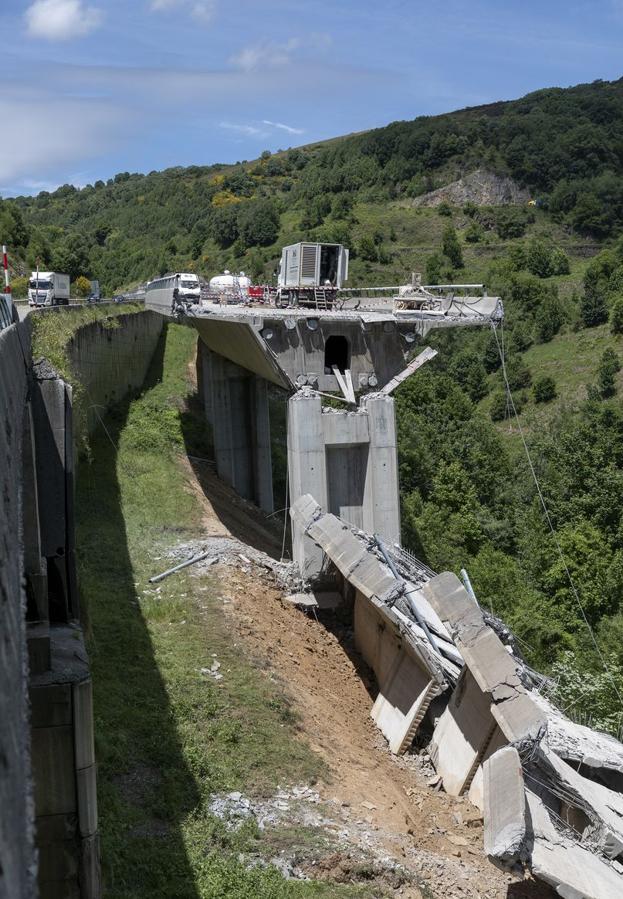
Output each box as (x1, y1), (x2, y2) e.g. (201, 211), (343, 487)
(288, 390), (401, 578)
(197, 342), (273, 514)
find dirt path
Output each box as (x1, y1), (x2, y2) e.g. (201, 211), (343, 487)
(181, 451), (553, 899)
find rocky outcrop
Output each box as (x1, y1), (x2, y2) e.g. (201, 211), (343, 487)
(412, 169), (530, 207)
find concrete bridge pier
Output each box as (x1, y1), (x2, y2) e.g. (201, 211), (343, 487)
(197, 341), (273, 514)
(287, 390), (400, 577)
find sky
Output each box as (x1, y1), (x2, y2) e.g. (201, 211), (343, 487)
(1, 0), (623, 197)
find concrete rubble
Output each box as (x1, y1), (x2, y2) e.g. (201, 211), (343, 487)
(291, 494), (623, 897)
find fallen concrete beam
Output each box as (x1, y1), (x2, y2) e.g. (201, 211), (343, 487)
(483, 746), (526, 865)
(422, 572), (546, 745)
(526, 789), (623, 899)
(292, 495), (449, 752)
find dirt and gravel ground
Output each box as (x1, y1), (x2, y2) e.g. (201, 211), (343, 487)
(177, 453), (554, 899)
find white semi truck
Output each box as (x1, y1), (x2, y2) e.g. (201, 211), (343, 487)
(28, 272), (70, 306)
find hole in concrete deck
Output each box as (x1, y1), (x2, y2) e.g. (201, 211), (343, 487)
(324, 335), (350, 374)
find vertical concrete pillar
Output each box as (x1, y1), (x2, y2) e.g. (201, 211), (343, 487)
(250, 377), (274, 514)
(363, 394), (401, 546)
(287, 392), (327, 576)
(198, 344), (273, 513)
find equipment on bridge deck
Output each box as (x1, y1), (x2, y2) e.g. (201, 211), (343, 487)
(277, 242), (349, 308)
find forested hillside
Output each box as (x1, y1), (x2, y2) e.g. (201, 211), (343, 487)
(5, 75), (623, 733)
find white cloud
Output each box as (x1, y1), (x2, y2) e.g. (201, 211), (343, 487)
(230, 37), (300, 72)
(219, 121), (265, 137)
(262, 119), (304, 135)
(149, 0), (216, 24)
(25, 0), (103, 41)
(230, 33), (332, 72)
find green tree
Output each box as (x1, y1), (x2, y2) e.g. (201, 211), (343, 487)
(210, 205), (239, 248)
(525, 238), (553, 278)
(581, 286), (608, 327)
(442, 224), (464, 268)
(489, 390), (509, 422)
(610, 297), (623, 334)
(597, 348), (620, 398)
(533, 375), (557, 403)
(449, 350), (489, 402)
(358, 234), (378, 262)
(464, 221), (484, 243)
(73, 275), (91, 298)
(425, 252), (445, 284)
(534, 295), (563, 342)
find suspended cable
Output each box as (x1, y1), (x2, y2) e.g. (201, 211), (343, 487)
(490, 322), (623, 719)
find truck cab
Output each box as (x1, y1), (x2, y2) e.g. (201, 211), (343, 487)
(177, 273), (201, 303)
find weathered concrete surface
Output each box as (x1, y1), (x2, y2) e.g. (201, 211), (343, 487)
(191, 308), (413, 393)
(288, 394), (400, 577)
(526, 790), (623, 899)
(197, 343), (273, 513)
(66, 310), (163, 443)
(422, 572), (546, 744)
(483, 746), (526, 865)
(0, 321), (37, 899)
(429, 669), (496, 796)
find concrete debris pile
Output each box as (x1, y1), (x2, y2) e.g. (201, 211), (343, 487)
(291, 495), (623, 898)
(162, 537), (300, 590)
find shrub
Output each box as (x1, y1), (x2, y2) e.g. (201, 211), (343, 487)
(610, 297), (623, 334)
(581, 287), (608, 327)
(533, 376), (557, 403)
(442, 224), (464, 268)
(490, 390), (509, 421)
(437, 201), (452, 217)
(597, 348), (620, 398)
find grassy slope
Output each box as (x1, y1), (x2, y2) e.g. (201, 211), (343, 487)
(74, 321), (367, 898)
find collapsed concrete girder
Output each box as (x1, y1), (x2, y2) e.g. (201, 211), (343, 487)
(291, 495), (450, 754)
(290, 497), (623, 896)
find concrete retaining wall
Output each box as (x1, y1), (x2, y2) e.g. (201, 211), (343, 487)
(0, 321), (37, 899)
(0, 309), (164, 899)
(66, 311), (163, 442)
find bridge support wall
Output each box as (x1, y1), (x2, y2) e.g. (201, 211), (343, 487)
(197, 341), (273, 514)
(288, 391), (400, 577)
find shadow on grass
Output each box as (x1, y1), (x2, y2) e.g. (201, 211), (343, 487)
(76, 333), (201, 899)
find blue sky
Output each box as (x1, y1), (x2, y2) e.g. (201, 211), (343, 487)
(2, 0), (623, 196)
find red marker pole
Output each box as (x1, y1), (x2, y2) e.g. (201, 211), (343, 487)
(2, 245), (12, 312)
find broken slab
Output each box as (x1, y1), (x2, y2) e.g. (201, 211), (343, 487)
(526, 789), (623, 899)
(530, 745), (623, 860)
(422, 572), (546, 745)
(483, 746), (526, 865)
(532, 691), (623, 793)
(429, 669), (497, 796)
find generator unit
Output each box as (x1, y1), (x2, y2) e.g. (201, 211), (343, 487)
(277, 242), (349, 307)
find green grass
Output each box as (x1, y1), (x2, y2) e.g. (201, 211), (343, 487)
(74, 322), (372, 898)
(30, 303), (144, 381)
(482, 323), (623, 447)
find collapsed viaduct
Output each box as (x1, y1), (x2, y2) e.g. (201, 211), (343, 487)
(1, 291), (504, 899)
